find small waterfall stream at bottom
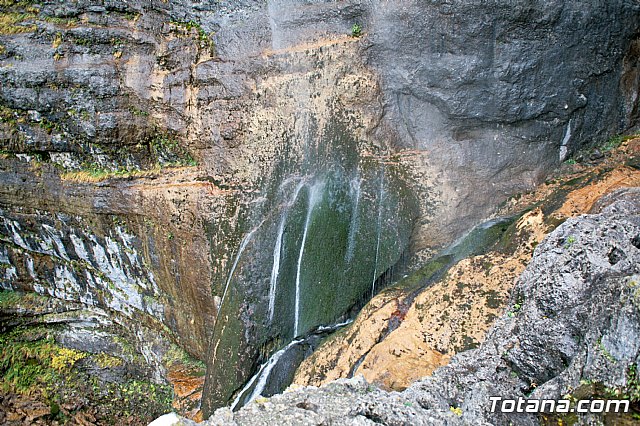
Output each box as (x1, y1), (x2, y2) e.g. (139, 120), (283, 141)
(230, 319), (353, 411)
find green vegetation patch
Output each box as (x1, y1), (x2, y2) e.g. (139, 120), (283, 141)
(0, 12), (37, 34)
(0, 311), (173, 423)
(0, 327), (83, 393)
(169, 19), (215, 54)
(163, 343), (205, 375)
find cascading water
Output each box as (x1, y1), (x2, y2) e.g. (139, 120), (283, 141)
(371, 169), (385, 297)
(268, 180), (306, 323)
(345, 176), (361, 263)
(268, 218), (286, 323)
(231, 338), (303, 410)
(202, 157), (417, 414)
(230, 318), (353, 410)
(293, 180), (325, 337)
(217, 224), (261, 322)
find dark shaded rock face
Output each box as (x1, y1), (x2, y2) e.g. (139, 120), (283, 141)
(0, 0), (639, 415)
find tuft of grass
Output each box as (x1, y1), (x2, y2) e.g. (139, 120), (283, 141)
(602, 135), (624, 152)
(0, 12), (37, 34)
(51, 32), (62, 48)
(351, 23), (362, 37)
(61, 164), (162, 182)
(43, 16), (78, 27)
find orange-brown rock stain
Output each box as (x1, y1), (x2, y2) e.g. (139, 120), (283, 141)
(167, 365), (206, 421)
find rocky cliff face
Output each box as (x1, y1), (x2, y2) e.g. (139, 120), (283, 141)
(293, 139), (640, 392)
(1, 0), (639, 417)
(162, 185), (640, 425)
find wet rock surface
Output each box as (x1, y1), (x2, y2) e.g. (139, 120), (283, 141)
(177, 188), (640, 425)
(295, 140), (640, 392)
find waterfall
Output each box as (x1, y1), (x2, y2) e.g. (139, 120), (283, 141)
(294, 180), (325, 337)
(371, 170), (385, 297)
(216, 225), (260, 322)
(230, 318), (352, 410)
(233, 338), (303, 409)
(345, 176), (361, 263)
(315, 318), (353, 332)
(268, 180), (306, 323)
(268, 218), (286, 323)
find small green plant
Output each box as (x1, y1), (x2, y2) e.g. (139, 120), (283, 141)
(449, 406), (462, 416)
(562, 235), (577, 249)
(507, 296), (524, 317)
(351, 23), (362, 37)
(605, 364), (640, 401)
(73, 36), (93, 47)
(564, 158), (576, 165)
(129, 106), (149, 117)
(596, 337), (616, 363)
(123, 11), (141, 22)
(169, 19), (215, 53)
(602, 135), (623, 152)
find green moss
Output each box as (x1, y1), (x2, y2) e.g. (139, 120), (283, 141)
(150, 132), (198, 167)
(163, 344), (205, 374)
(0, 328), (74, 393)
(542, 369), (640, 425)
(0, 289), (49, 309)
(94, 352), (124, 369)
(0, 320), (172, 422)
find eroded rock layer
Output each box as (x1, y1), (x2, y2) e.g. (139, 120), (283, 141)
(0, 0), (639, 416)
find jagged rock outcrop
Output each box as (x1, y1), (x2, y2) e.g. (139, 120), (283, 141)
(163, 188), (640, 425)
(1, 0), (639, 416)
